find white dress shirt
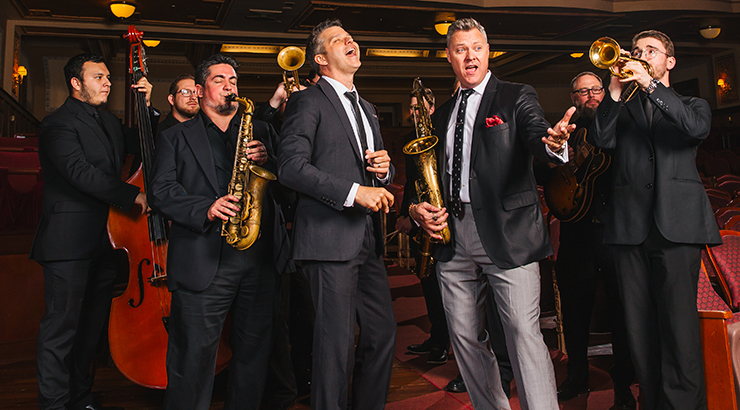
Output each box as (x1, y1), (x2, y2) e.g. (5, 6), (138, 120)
(445, 71), (567, 202)
(322, 75), (389, 207)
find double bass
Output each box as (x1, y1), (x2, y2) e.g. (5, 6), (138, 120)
(106, 26), (231, 389)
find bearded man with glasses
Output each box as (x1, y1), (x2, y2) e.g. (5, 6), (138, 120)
(545, 71), (636, 409)
(590, 30), (719, 410)
(159, 74), (200, 132)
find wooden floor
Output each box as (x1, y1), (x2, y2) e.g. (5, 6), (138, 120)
(0, 356), (440, 410)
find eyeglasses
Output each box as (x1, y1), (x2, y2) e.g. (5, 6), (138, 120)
(572, 86), (604, 96)
(176, 89), (197, 97)
(631, 46), (671, 60)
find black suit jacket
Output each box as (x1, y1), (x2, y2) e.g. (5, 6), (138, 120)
(278, 77), (394, 262)
(31, 97), (141, 262)
(430, 75), (556, 268)
(149, 114), (292, 292)
(590, 84), (721, 246)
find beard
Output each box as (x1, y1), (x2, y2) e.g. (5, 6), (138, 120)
(206, 98), (237, 115)
(174, 102), (199, 119)
(578, 105), (597, 121)
(80, 83), (107, 108)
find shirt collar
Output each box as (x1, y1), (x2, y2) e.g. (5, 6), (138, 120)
(458, 70), (491, 99)
(322, 75), (357, 98)
(69, 96), (100, 117)
(199, 110), (239, 132)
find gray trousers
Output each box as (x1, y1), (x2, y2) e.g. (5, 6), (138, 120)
(437, 204), (558, 410)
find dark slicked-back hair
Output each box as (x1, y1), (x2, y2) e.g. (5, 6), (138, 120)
(64, 53), (106, 94)
(632, 30), (674, 57)
(446, 18), (488, 48)
(194, 54), (239, 87)
(169, 74), (195, 96)
(306, 18), (343, 74)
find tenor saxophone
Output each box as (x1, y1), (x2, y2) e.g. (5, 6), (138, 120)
(221, 94), (277, 250)
(403, 78), (450, 279)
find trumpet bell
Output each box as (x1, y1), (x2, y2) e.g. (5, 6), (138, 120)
(278, 46), (305, 72)
(589, 37), (621, 71)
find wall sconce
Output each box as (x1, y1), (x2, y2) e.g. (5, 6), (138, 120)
(570, 52), (584, 58)
(434, 12), (455, 36)
(12, 66), (27, 98)
(700, 26), (721, 39)
(142, 40), (160, 48)
(110, 2), (136, 19)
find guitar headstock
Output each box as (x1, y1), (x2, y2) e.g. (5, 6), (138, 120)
(124, 25), (148, 78)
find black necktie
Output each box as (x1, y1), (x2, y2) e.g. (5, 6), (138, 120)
(92, 110), (116, 158)
(643, 93), (654, 125)
(450, 89), (475, 218)
(344, 91), (373, 187)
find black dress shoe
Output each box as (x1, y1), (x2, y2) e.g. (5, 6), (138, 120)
(427, 347), (449, 364)
(446, 374), (466, 393)
(611, 386), (637, 410)
(82, 404), (124, 410)
(557, 377), (590, 401)
(407, 338), (434, 354)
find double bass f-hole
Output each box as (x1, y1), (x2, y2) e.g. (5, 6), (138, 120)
(128, 258), (166, 309)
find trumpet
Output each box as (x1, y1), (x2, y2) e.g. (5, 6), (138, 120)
(277, 46), (305, 97)
(589, 37), (652, 102)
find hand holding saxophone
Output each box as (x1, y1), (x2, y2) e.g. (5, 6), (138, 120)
(208, 194), (240, 222)
(409, 202), (449, 241)
(355, 186), (394, 213)
(543, 106), (576, 153)
(365, 149), (391, 178)
(245, 140), (268, 166)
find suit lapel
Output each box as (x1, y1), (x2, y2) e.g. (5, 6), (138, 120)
(182, 116), (220, 194)
(318, 79), (364, 163)
(359, 98), (382, 151)
(471, 77), (498, 165)
(66, 99), (117, 166)
(626, 94), (650, 131)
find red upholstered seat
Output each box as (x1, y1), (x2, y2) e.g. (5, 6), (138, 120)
(707, 231), (740, 312)
(716, 207), (740, 230)
(718, 174), (740, 184)
(719, 181), (740, 198)
(727, 215), (740, 232)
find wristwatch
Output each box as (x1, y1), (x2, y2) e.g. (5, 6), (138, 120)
(644, 79), (660, 94)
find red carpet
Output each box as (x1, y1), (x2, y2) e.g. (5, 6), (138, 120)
(387, 263), (638, 410)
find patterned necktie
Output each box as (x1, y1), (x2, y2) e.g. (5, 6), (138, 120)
(344, 91), (373, 187)
(450, 89), (475, 218)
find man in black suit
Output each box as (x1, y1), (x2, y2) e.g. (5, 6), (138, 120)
(149, 54), (289, 410)
(590, 30), (720, 410)
(158, 74), (198, 133)
(278, 18), (397, 410)
(31, 53), (153, 410)
(409, 18), (574, 409)
(544, 72), (635, 409)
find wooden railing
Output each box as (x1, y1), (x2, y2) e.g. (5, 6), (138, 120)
(0, 87), (39, 138)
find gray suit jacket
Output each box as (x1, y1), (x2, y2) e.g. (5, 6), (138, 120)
(589, 84), (721, 246)
(278, 77), (394, 261)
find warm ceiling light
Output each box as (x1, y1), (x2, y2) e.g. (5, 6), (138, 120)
(220, 44), (282, 54)
(110, 2), (136, 19)
(142, 40), (160, 48)
(366, 49), (429, 58)
(570, 52), (584, 58)
(434, 12), (455, 36)
(700, 26), (721, 39)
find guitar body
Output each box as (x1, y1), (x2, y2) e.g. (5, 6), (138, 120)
(544, 128), (611, 222)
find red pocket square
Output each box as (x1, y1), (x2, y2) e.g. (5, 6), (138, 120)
(486, 116), (504, 128)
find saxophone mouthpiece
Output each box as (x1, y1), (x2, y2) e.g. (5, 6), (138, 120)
(225, 93), (237, 102)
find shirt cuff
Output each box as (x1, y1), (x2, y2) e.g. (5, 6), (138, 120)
(376, 173), (391, 184)
(344, 183), (360, 207)
(546, 141), (568, 163)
